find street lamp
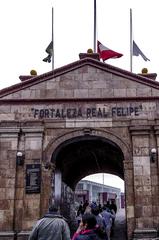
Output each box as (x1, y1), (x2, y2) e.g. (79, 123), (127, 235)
(150, 148), (157, 163)
(16, 151), (25, 166)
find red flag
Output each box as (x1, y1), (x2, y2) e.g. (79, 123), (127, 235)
(97, 41), (123, 61)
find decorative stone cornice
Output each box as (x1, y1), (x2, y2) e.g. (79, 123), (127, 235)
(0, 231), (15, 237)
(129, 126), (151, 135)
(0, 128), (20, 138)
(133, 228), (157, 239)
(0, 128), (20, 133)
(153, 126), (159, 135)
(21, 127), (44, 133)
(21, 127), (44, 138)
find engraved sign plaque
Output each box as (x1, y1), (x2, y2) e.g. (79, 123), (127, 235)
(26, 164), (41, 194)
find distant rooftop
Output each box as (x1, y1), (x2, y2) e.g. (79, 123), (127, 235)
(79, 179), (121, 191)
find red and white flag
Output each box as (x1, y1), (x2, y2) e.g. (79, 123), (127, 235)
(97, 41), (123, 61)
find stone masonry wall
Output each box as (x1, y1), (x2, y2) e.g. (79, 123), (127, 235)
(0, 120), (159, 240)
(1, 66), (158, 101)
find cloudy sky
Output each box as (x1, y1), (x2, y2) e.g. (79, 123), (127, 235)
(0, 0), (158, 90)
(83, 173), (124, 192)
(0, 0), (157, 191)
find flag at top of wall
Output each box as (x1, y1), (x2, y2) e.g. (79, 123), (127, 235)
(97, 41), (123, 61)
(133, 40), (150, 61)
(43, 41), (53, 63)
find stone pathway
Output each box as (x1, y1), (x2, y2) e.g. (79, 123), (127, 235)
(111, 208), (127, 240)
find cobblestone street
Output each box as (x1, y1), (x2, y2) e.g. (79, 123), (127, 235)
(111, 209), (127, 240)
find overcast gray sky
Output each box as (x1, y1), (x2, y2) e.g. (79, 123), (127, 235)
(0, 0), (157, 191)
(0, 0), (158, 90)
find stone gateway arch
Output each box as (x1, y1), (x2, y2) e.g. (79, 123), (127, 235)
(0, 53), (159, 239)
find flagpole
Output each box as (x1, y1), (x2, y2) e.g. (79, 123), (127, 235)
(93, 0), (97, 53)
(52, 7), (54, 70)
(130, 8), (133, 72)
(102, 173), (104, 192)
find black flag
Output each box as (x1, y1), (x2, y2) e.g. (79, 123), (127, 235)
(43, 41), (53, 63)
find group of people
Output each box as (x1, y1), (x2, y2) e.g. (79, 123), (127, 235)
(28, 200), (117, 240)
(75, 200), (117, 240)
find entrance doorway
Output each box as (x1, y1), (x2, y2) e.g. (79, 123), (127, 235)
(50, 134), (128, 238)
(74, 173), (126, 240)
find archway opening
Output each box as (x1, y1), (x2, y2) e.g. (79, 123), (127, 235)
(51, 135), (127, 239)
(52, 135), (124, 190)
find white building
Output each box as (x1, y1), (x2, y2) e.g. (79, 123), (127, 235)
(75, 180), (123, 209)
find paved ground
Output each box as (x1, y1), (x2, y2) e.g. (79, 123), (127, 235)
(111, 208), (127, 240)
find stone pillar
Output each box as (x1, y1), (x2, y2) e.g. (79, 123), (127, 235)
(16, 126), (44, 239)
(130, 126), (157, 239)
(124, 159), (135, 240)
(0, 127), (19, 240)
(153, 126), (159, 230)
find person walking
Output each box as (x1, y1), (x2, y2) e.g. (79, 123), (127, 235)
(101, 206), (115, 240)
(91, 207), (107, 240)
(91, 207), (105, 231)
(28, 204), (71, 240)
(72, 213), (101, 240)
(109, 200), (117, 236)
(109, 200), (117, 214)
